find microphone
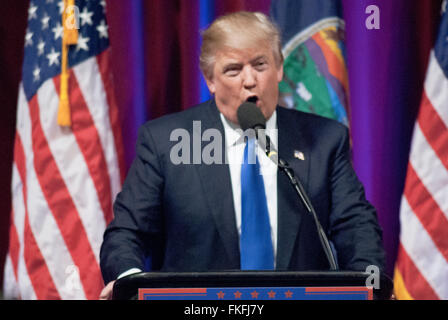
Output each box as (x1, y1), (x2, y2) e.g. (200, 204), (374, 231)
(237, 101), (266, 131)
(237, 102), (338, 271)
(237, 102), (276, 163)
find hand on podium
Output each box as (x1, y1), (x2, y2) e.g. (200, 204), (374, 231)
(99, 281), (115, 300)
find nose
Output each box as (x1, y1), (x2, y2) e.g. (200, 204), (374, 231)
(242, 67), (257, 89)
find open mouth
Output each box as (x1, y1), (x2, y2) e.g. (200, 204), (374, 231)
(246, 96), (259, 104)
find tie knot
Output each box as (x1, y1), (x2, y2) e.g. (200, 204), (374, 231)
(244, 136), (257, 165)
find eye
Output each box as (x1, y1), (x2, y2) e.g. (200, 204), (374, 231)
(223, 65), (242, 77)
(254, 60), (267, 70)
(225, 68), (240, 76)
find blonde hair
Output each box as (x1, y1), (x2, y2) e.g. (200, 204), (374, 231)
(199, 11), (284, 79)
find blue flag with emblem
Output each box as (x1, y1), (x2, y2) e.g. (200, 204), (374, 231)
(270, 0), (349, 126)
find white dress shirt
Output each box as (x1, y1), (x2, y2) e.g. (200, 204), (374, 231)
(220, 111), (278, 261)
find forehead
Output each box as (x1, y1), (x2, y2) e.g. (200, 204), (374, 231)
(214, 43), (274, 64)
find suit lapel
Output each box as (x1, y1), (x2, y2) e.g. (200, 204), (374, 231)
(276, 107), (310, 269)
(195, 100), (240, 267)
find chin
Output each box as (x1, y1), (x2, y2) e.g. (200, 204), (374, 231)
(261, 108), (275, 121)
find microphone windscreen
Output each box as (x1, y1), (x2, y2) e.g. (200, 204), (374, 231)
(237, 102), (266, 131)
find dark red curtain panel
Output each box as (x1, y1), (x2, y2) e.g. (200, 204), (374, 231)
(0, 0), (29, 289)
(142, 1), (200, 119)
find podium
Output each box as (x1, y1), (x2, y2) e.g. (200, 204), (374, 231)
(112, 271), (393, 300)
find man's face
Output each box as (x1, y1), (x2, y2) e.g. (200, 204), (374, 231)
(205, 43), (283, 125)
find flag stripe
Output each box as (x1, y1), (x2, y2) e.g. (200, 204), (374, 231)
(52, 71), (113, 225)
(3, 256), (19, 298)
(13, 130), (61, 299)
(27, 95), (103, 300)
(24, 209), (61, 299)
(395, 243), (438, 299)
(20, 83), (86, 299)
(400, 197), (448, 299)
(27, 165), (86, 299)
(8, 133), (29, 281)
(36, 78), (106, 269)
(17, 95), (73, 299)
(10, 164), (33, 300)
(7, 88), (37, 300)
(404, 163), (448, 263)
(96, 49), (126, 185)
(67, 71), (114, 225)
(417, 92), (448, 171)
(8, 211), (20, 281)
(424, 51), (448, 128)
(409, 123), (448, 220)
(72, 54), (121, 220)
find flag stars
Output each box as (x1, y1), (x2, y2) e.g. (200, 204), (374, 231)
(46, 48), (60, 66)
(100, 0), (106, 13)
(96, 20), (108, 38)
(52, 22), (63, 40)
(57, 0), (64, 14)
(79, 7), (94, 26)
(25, 30), (34, 47)
(41, 13), (50, 30)
(33, 66), (41, 82)
(21, 1), (111, 107)
(76, 34), (90, 52)
(28, 4), (38, 20)
(37, 39), (45, 56)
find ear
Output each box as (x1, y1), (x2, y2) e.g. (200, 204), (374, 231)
(204, 76), (216, 94)
(276, 64), (284, 82)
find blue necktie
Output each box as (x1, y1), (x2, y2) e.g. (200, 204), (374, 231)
(240, 136), (274, 270)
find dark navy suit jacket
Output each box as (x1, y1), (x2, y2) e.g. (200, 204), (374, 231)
(100, 99), (386, 284)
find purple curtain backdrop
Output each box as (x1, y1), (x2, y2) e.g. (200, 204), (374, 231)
(0, 0), (442, 286)
(343, 0), (441, 274)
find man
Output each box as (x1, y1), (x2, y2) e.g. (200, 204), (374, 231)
(99, 11), (386, 299)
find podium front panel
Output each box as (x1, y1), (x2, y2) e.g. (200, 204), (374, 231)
(113, 271), (392, 300)
(138, 286), (373, 300)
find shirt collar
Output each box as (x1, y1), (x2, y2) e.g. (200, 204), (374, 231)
(219, 110), (277, 148)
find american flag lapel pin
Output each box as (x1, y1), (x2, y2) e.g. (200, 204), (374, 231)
(294, 150), (305, 161)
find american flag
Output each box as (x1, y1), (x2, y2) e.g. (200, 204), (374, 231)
(3, 0), (125, 299)
(394, 1), (448, 300)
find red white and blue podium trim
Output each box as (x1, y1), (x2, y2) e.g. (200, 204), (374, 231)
(138, 286), (373, 300)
